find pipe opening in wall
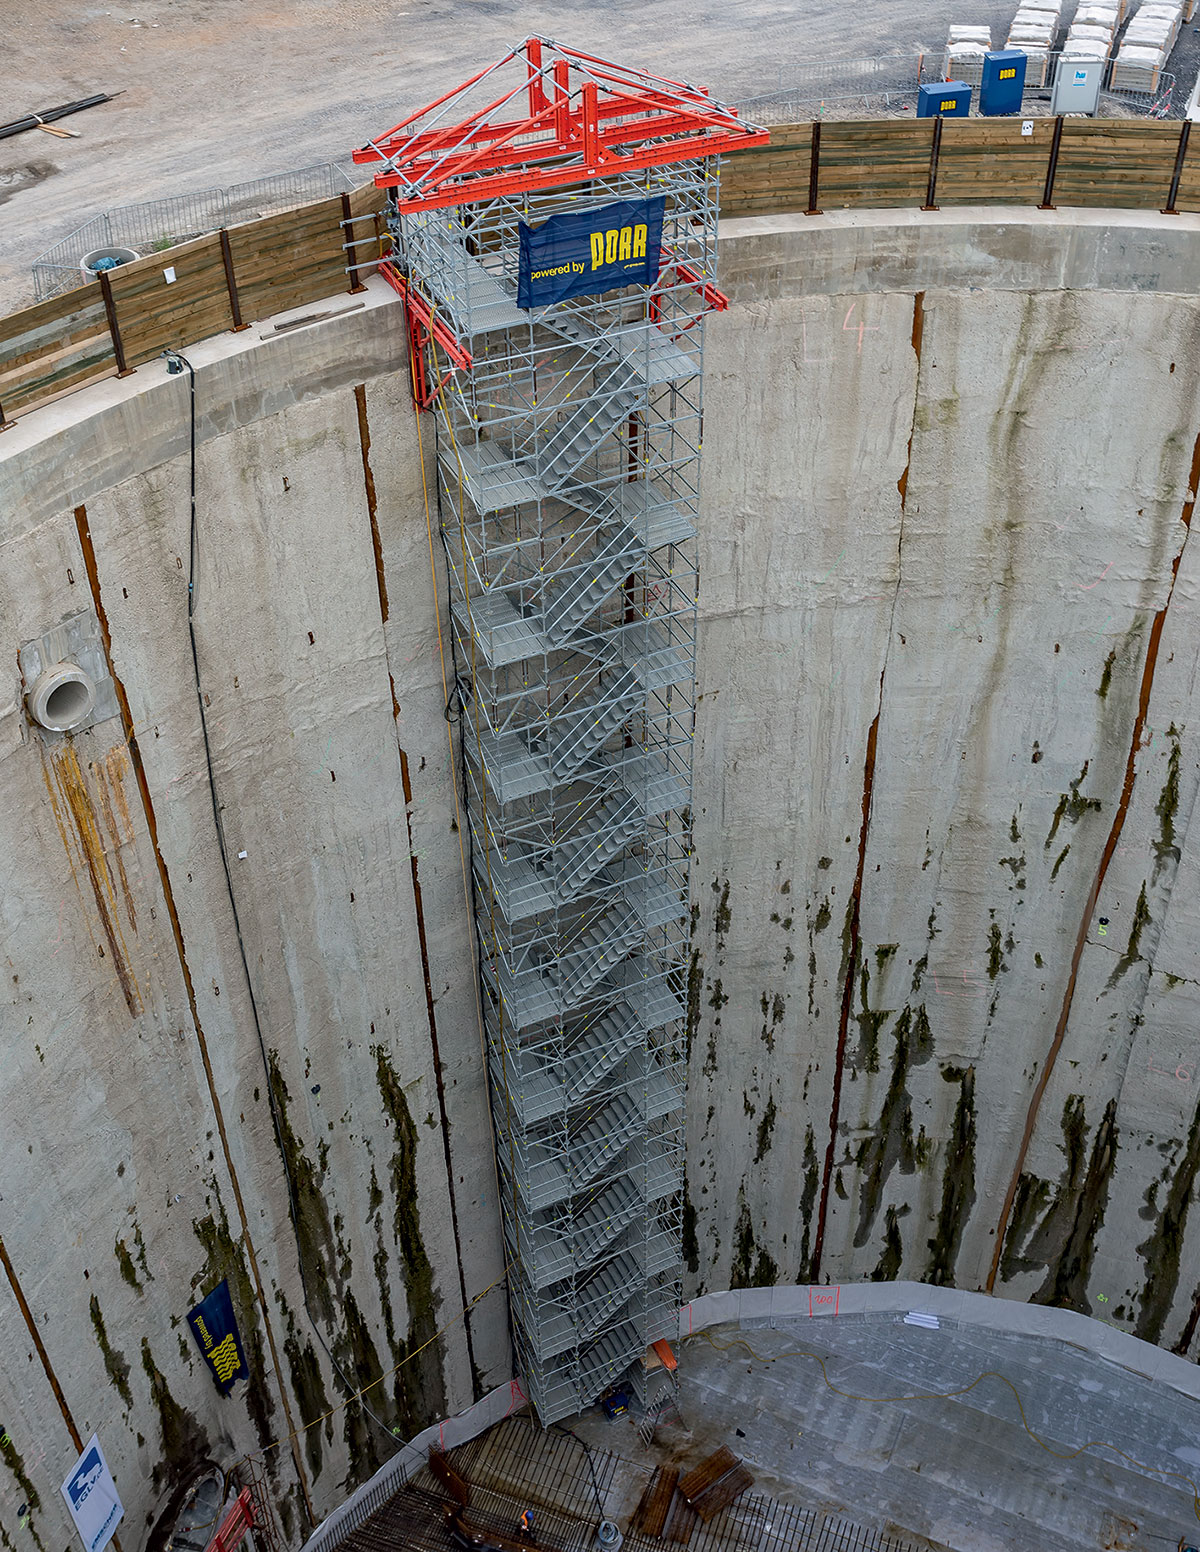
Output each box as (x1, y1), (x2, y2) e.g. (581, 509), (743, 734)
(27, 663), (96, 732)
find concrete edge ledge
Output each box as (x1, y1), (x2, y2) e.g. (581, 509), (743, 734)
(680, 1282), (1199, 1400)
(718, 205), (1200, 301)
(1, 275), (406, 535)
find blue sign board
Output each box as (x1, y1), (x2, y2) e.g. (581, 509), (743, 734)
(187, 1278), (248, 1395)
(980, 50), (1028, 115)
(917, 81), (972, 118)
(516, 196), (665, 309)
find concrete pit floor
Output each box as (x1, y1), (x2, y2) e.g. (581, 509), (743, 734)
(568, 1318), (1200, 1552)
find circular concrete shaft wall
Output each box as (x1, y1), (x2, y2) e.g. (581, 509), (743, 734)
(2, 206), (1200, 1552)
(688, 207), (1200, 1341)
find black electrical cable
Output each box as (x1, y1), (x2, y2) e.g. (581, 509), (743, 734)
(550, 1424), (605, 1520)
(0, 92), (119, 141)
(163, 348), (398, 1450)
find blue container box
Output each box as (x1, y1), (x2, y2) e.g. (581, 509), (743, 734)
(917, 81), (972, 118)
(980, 50), (1027, 115)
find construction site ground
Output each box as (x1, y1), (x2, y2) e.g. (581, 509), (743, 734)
(3, 0), (1025, 312)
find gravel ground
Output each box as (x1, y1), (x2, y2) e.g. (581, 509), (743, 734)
(0, 0), (1021, 312)
(3, 2), (1198, 313)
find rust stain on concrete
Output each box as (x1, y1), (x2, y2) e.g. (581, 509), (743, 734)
(987, 419), (1198, 1291)
(95, 749), (138, 934)
(42, 742), (142, 1017)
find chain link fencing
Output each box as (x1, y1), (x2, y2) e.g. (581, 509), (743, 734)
(31, 160), (360, 301)
(738, 49), (1177, 125)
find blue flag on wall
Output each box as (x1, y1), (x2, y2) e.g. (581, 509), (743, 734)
(516, 196), (665, 310)
(186, 1279), (248, 1395)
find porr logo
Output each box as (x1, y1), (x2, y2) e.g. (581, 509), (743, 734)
(591, 224), (648, 270)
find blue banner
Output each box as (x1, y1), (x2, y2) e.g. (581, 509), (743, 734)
(517, 196), (665, 309)
(186, 1279), (248, 1395)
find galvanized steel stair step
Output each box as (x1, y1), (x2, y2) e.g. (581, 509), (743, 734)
(404, 229), (528, 338)
(498, 1089), (646, 1211)
(488, 918), (643, 1030)
(514, 1175), (643, 1290)
(549, 665), (644, 783)
(536, 353), (645, 489)
(484, 1002), (644, 1126)
(543, 310), (696, 387)
(441, 438), (548, 513)
(467, 751), (687, 917)
(576, 1319), (644, 1395)
(490, 1054), (682, 1172)
(449, 479), (695, 666)
(513, 1249), (644, 1363)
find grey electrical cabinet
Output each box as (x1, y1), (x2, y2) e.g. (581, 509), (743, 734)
(1051, 57), (1104, 115)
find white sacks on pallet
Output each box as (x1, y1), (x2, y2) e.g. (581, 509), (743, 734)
(943, 24), (992, 86)
(1111, 0), (1181, 92)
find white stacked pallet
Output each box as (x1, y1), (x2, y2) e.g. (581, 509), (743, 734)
(1061, 0), (1120, 69)
(1110, 0), (1182, 91)
(1008, 1), (1061, 83)
(943, 25), (992, 85)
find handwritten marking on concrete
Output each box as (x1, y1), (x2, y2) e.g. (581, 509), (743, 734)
(308, 734), (334, 777)
(1148, 1058), (1193, 1083)
(1079, 561), (1113, 591)
(816, 549), (847, 586)
(931, 966), (985, 998)
(842, 302), (879, 356)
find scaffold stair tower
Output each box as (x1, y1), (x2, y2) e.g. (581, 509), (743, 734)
(357, 38), (767, 1426)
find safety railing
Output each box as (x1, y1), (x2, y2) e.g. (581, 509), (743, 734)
(31, 161), (359, 301)
(4, 119), (1200, 433)
(738, 49), (1178, 123)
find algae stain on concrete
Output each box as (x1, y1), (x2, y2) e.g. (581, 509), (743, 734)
(0, 1430), (44, 1552)
(853, 962), (889, 1075)
(796, 1125), (820, 1281)
(728, 1193), (777, 1289)
(1153, 729), (1182, 881)
(754, 1095), (777, 1163)
(1139, 1096), (1200, 1345)
(140, 1337), (212, 1493)
(373, 1046), (447, 1430)
(267, 1051), (338, 1326)
(999, 1095), (1119, 1311)
(1105, 881), (1151, 989)
(89, 1294), (134, 1409)
(682, 1181), (700, 1275)
(853, 1005), (930, 1249)
(1045, 761), (1102, 850)
(872, 1203), (908, 1281)
(926, 1067), (976, 1286)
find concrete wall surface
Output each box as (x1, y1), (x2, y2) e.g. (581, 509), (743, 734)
(689, 207), (1200, 1343)
(4, 207), (1200, 1549)
(0, 284), (509, 1551)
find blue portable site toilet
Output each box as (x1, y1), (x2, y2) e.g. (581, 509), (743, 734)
(980, 49), (1027, 115)
(917, 81), (971, 117)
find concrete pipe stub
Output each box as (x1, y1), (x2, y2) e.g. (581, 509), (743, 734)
(27, 661), (97, 732)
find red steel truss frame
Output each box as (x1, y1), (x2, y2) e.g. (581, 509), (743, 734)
(353, 36), (768, 211)
(377, 259), (473, 406)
